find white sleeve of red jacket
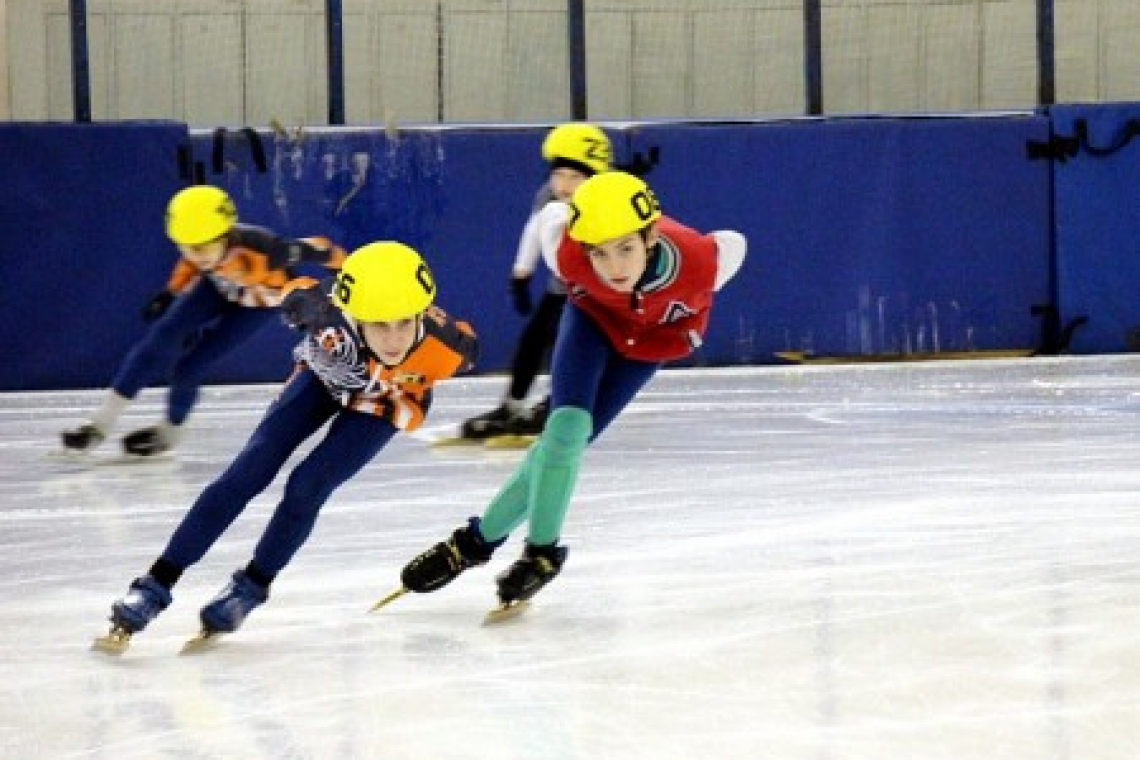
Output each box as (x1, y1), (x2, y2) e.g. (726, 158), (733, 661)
(712, 231), (746, 291)
(536, 200), (572, 278)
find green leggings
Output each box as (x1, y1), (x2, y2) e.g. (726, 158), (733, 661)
(478, 406), (592, 546)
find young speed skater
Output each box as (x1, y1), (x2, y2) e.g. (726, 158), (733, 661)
(61, 185), (346, 458)
(383, 171), (747, 619)
(458, 122), (612, 443)
(93, 242), (477, 653)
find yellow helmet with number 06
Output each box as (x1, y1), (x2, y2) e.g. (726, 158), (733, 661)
(566, 171), (662, 247)
(166, 186), (237, 246)
(333, 241), (436, 322)
(542, 123), (612, 175)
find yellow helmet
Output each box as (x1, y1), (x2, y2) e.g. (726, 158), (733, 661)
(333, 241), (436, 322)
(566, 171), (662, 247)
(541, 123), (612, 175)
(166, 186), (237, 245)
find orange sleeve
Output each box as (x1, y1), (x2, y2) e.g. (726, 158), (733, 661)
(165, 259), (200, 294)
(301, 236), (348, 269)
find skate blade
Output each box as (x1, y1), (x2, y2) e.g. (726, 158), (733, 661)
(483, 434), (536, 450)
(101, 451), (175, 466)
(482, 600), (531, 625)
(179, 630), (225, 655)
(429, 436), (484, 448)
(368, 586), (408, 613)
(91, 628), (131, 655)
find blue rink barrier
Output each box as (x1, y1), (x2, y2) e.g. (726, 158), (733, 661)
(0, 115), (1060, 391)
(0, 121), (187, 391)
(1047, 103), (1140, 354)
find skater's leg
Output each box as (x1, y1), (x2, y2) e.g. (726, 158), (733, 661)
(198, 409), (397, 633)
(506, 292), (565, 402)
(66, 282), (224, 451)
(164, 305), (278, 426)
(110, 280), (228, 402)
(250, 410), (398, 577)
(549, 304), (659, 440)
(156, 370), (335, 573)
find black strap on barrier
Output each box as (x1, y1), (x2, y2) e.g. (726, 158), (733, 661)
(616, 146), (660, 177)
(210, 127), (269, 175)
(1027, 117), (1140, 162)
(240, 127), (268, 172)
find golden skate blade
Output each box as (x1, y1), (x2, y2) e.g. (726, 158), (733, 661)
(482, 600), (531, 625)
(429, 436), (483, 448)
(368, 587), (407, 613)
(482, 435), (537, 450)
(91, 629), (131, 655)
(179, 630), (225, 655)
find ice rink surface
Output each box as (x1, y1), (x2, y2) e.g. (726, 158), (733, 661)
(2, 356), (1139, 760)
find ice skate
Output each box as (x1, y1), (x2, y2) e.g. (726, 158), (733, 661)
(482, 399), (548, 449)
(459, 402), (524, 441)
(61, 423), (105, 454)
(395, 518), (501, 596)
(484, 542), (567, 624)
(193, 569), (270, 641)
(92, 575), (172, 654)
(121, 426), (176, 458)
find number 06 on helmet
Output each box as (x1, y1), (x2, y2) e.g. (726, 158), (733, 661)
(333, 242), (437, 322)
(566, 171), (662, 248)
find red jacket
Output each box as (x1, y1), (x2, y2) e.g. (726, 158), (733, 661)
(556, 216), (720, 362)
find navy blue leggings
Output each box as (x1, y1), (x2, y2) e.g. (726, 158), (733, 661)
(159, 368), (398, 578)
(111, 280), (276, 424)
(550, 304), (660, 440)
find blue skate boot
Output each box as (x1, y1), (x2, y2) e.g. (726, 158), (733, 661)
(198, 569), (270, 634)
(92, 575), (172, 654)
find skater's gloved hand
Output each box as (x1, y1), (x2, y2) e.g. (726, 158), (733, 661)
(510, 275), (533, 315)
(141, 290), (175, 323)
(281, 288), (340, 334)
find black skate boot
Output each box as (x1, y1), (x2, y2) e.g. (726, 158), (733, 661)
(495, 542), (568, 605)
(122, 426), (174, 457)
(460, 403), (522, 440)
(503, 397), (549, 437)
(401, 517), (503, 593)
(61, 423), (105, 453)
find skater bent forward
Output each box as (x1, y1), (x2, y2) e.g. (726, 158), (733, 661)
(94, 241), (477, 652)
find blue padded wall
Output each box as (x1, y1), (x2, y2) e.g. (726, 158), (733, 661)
(630, 116), (1053, 364)
(1050, 103), (1140, 353)
(0, 116), (1056, 391)
(0, 122), (187, 391)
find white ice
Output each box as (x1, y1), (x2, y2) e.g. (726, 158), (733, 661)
(2, 356), (1139, 760)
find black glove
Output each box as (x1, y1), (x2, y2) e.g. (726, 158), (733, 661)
(281, 288), (340, 334)
(141, 290), (175, 323)
(510, 275), (533, 315)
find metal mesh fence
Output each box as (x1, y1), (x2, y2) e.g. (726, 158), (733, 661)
(5, 0), (1140, 125)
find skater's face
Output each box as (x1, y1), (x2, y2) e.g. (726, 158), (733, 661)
(549, 167), (590, 201)
(362, 316), (420, 366)
(178, 237), (227, 270)
(586, 227), (656, 293)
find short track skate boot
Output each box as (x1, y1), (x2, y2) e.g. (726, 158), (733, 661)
(401, 517), (503, 593)
(504, 398), (549, 437)
(121, 426), (174, 457)
(110, 575), (173, 633)
(460, 403), (523, 440)
(61, 423), (105, 453)
(495, 542), (568, 605)
(198, 570), (270, 634)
